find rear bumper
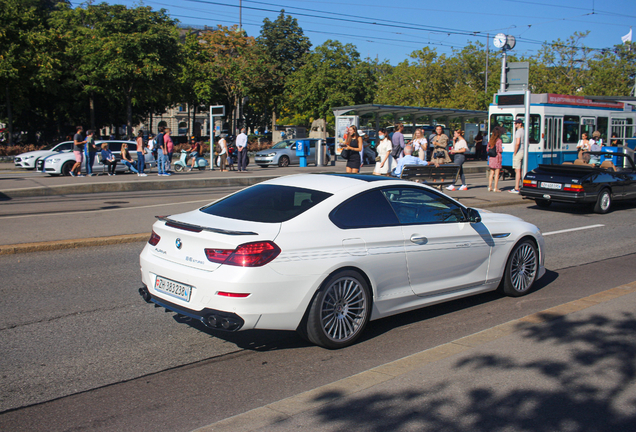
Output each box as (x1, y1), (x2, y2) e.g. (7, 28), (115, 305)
(520, 188), (596, 204)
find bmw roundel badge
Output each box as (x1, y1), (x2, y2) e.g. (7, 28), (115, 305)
(175, 238), (182, 250)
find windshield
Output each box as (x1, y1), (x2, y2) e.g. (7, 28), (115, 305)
(200, 184), (332, 223)
(272, 140), (294, 149)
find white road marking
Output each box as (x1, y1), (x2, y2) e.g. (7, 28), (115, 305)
(542, 224), (605, 236)
(0, 199), (213, 220)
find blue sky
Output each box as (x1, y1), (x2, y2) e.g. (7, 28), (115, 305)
(89, 0), (633, 64)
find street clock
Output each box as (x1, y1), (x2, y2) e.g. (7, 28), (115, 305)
(494, 33), (507, 49)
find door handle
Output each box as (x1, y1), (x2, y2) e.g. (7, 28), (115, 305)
(410, 235), (428, 245)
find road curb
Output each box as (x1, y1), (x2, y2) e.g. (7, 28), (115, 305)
(0, 233), (151, 255)
(192, 280), (636, 432)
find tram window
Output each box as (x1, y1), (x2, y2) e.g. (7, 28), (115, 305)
(515, 114), (540, 144)
(563, 116), (579, 143)
(490, 114), (513, 143)
(598, 117), (608, 142)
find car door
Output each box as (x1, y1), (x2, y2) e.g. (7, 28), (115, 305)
(329, 189), (411, 302)
(380, 186), (492, 297)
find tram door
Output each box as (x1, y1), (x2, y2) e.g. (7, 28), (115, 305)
(545, 116), (563, 165)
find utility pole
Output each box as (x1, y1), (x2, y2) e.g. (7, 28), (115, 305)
(485, 34), (489, 95)
(239, 0), (242, 30)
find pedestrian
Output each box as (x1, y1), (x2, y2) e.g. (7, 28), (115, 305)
(217, 135), (228, 172)
(135, 130), (147, 176)
(120, 142), (140, 175)
(188, 137), (201, 171)
(410, 128), (428, 162)
(236, 128), (248, 171)
(474, 131), (484, 160)
(446, 129), (469, 191)
(487, 128), (503, 192)
(592, 130), (603, 146)
(391, 145), (427, 177)
(510, 119), (524, 194)
(100, 143), (117, 176)
(164, 128), (174, 172)
(343, 125), (363, 174)
(391, 122), (405, 160)
(430, 125), (451, 166)
(156, 126), (169, 176)
(71, 126), (86, 177)
(84, 129), (97, 176)
(373, 128), (395, 176)
(148, 133), (158, 163)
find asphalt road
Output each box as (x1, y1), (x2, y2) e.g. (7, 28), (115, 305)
(1, 201), (636, 431)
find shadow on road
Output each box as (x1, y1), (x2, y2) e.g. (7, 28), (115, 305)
(286, 308), (636, 431)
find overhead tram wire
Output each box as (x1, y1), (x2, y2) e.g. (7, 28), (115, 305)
(501, 0), (636, 19)
(182, 0), (618, 53)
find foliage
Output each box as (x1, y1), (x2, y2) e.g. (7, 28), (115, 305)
(284, 40), (375, 125)
(257, 10), (311, 128)
(200, 25), (273, 133)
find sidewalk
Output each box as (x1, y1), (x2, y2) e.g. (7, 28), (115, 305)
(196, 281), (636, 432)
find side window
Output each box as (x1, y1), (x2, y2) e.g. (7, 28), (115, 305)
(516, 114), (541, 144)
(129, 143), (137, 151)
(381, 187), (466, 224)
(59, 143), (73, 151)
(563, 116), (579, 143)
(329, 190), (399, 229)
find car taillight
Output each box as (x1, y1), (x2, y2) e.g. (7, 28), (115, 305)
(523, 179), (537, 188)
(205, 241), (281, 267)
(148, 231), (161, 246)
(564, 184), (584, 192)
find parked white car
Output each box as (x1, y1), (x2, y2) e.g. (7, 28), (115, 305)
(40, 140), (156, 176)
(14, 141), (73, 170)
(139, 174), (546, 349)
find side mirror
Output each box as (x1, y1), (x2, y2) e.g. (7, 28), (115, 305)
(467, 208), (481, 223)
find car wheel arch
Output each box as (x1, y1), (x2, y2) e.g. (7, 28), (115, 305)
(296, 266), (375, 336)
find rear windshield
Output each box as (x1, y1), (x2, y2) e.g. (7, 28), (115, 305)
(200, 184), (332, 223)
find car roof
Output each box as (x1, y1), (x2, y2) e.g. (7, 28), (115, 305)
(260, 173), (413, 195)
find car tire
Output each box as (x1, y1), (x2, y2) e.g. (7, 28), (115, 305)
(535, 198), (552, 208)
(61, 161), (74, 176)
(174, 164), (184, 173)
(500, 239), (538, 297)
(305, 269), (371, 349)
(593, 188), (611, 214)
(278, 156), (290, 167)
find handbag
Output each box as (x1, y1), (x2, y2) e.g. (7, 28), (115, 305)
(487, 146), (497, 157)
(391, 145), (402, 159)
(340, 149), (351, 160)
(375, 155), (382, 162)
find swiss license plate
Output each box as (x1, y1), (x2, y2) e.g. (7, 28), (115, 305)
(154, 275), (192, 302)
(541, 182), (562, 190)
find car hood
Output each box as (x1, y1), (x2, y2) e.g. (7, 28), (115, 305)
(147, 209), (282, 272)
(478, 211), (525, 224)
(18, 150), (55, 158)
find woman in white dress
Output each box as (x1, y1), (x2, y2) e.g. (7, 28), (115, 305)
(410, 128), (428, 161)
(576, 132), (590, 159)
(373, 128), (395, 175)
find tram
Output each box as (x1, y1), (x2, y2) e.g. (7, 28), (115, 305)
(488, 93), (636, 172)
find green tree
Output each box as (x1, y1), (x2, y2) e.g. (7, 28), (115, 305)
(530, 31), (592, 95)
(51, 2), (182, 138)
(284, 40), (375, 125)
(201, 25), (272, 134)
(257, 11), (311, 130)
(0, 0), (61, 144)
(586, 42), (636, 96)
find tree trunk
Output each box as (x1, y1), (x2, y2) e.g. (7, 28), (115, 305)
(187, 102), (191, 137)
(89, 94), (96, 131)
(272, 108), (276, 136)
(126, 91), (133, 140)
(149, 113), (153, 135)
(6, 86), (13, 146)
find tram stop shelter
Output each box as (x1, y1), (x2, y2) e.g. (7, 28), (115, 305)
(332, 104), (488, 137)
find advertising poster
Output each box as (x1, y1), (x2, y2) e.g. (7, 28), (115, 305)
(335, 115), (358, 155)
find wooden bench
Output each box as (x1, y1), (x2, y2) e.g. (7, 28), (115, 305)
(399, 164), (461, 186)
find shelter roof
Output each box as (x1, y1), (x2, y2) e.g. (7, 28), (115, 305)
(332, 104), (488, 121)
